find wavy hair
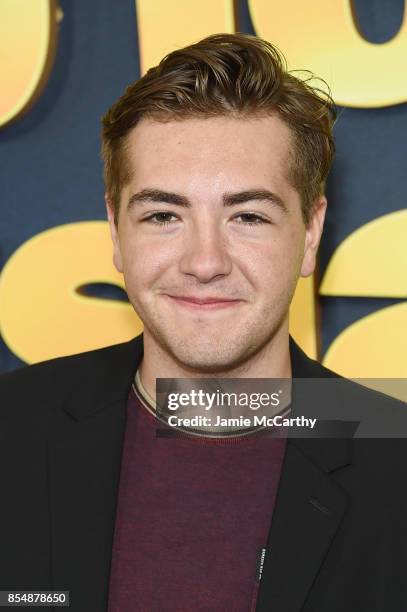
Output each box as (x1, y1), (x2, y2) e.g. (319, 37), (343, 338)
(101, 33), (336, 225)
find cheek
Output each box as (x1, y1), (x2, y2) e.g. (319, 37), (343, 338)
(243, 253), (302, 313)
(279, 225), (306, 273)
(120, 240), (172, 290)
(244, 234), (302, 284)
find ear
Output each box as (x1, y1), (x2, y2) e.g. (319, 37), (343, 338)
(300, 195), (327, 278)
(105, 194), (124, 273)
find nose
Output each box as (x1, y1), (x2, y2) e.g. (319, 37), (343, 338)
(178, 222), (232, 282)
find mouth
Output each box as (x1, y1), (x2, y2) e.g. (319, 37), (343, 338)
(164, 294), (243, 310)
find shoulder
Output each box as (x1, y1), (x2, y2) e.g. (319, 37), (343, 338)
(0, 340), (129, 393)
(295, 357), (407, 494)
(293, 338), (406, 417)
(0, 337), (142, 424)
(291, 338), (407, 445)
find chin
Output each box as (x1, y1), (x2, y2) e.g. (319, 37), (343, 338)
(169, 340), (251, 374)
(175, 356), (238, 375)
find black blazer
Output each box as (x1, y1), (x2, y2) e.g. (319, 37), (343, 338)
(1, 334), (407, 612)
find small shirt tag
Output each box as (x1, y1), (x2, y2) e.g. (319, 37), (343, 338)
(255, 547), (267, 583)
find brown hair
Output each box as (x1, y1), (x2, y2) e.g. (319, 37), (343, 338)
(101, 33), (336, 225)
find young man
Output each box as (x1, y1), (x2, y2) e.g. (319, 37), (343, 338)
(1, 34), (406, 612)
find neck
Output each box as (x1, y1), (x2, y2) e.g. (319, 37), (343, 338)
(138, 324), (292, 405)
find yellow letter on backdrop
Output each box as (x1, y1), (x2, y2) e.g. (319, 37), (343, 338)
(321, 210), (407, 379)
(0, 222), (143, 364)
(0, 0), (58, 127)
(136, 0), (235, 73)
(249, 0), (407, 107)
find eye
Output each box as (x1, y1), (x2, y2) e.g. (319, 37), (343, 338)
(142, 211), (270, 227)
(143, 212), (178, 226)
(234, 213), (269, 226)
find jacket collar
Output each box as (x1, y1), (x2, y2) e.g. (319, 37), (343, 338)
(62, 333), (351, 473)
(62, 333), (329, 418)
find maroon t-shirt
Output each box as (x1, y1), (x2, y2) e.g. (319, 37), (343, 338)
(107, 388), (287, 611)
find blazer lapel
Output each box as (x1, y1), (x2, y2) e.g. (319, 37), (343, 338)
(256, 337), (352, 612)
(48, 398), (128, 609)
(255, 439), (350, 612)
(47, 336), (144, 610)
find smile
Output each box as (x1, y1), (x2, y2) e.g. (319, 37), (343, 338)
(165, 295), (243, 310)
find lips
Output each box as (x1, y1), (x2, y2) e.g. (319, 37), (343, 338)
(168, 295), (240, 304)
(165, 294), (242, 310)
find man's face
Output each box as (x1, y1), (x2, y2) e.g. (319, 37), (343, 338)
(107, 115), (326, 373)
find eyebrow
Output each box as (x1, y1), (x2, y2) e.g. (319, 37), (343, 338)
(127, 188), (288, 214)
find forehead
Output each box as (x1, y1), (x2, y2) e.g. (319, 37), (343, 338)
(124, 114), (295, 194)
